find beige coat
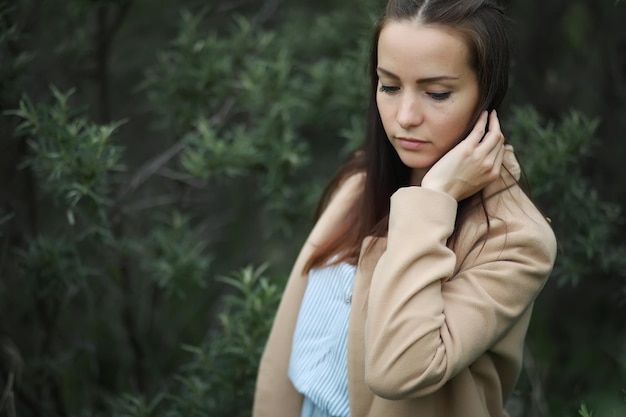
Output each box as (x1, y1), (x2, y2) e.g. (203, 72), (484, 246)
(253, 147), (557, 417)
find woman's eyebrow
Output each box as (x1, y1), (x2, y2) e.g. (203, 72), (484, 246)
(376, 66), (460, 83)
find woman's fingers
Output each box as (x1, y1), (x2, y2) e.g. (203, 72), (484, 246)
(477, 110), (503, 150)
(467, 110), (489, 145)
(481, 111), (505, 179)
(491, 137), (506, 179)
(485, 112), (504, 152)
(490, 109), (501, 137)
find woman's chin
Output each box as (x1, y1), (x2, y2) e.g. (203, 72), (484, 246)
(396, 154), (435, 172)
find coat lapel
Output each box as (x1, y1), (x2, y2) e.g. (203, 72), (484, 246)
(347, 236), (387, 416)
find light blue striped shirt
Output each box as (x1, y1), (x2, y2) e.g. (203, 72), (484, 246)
(288, 261), (356, 417)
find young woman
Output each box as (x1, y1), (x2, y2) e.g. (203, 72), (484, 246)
(254, 0), (557, 416)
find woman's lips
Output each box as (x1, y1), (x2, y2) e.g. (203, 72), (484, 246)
(396, 137), (428, 151)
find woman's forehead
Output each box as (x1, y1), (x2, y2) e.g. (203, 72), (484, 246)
(377, 21), (474, 79)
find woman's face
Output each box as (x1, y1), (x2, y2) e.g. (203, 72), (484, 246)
(376, 20), (480, 184)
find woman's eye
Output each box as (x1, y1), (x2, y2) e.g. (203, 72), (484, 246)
(379, 85), (400, 94)
(428, 92), (452, 101)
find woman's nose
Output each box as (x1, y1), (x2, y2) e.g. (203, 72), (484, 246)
(396, 93), (423, 129)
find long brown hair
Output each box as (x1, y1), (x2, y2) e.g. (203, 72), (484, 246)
(304, 0), (512, 273)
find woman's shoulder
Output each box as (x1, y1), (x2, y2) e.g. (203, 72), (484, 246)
(472, 146), (550, 225)
(335, 171), (366, 197)
(485, 181), (554, 238)
(452, 187), (557, 284)
(315, 170), (366, 218)
(459, 147), (557, 257)
(313, 151), (367, 217)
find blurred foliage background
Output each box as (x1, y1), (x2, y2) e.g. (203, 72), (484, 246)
(0, 0), (625, 416)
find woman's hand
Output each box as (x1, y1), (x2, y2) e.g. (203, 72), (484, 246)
(421, 110), (505, 201)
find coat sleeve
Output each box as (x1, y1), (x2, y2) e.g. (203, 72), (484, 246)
(363, 186), (557, 399)
(253, 173), (364, 417)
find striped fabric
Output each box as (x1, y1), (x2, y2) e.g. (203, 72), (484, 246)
(288, 261), (356, 417)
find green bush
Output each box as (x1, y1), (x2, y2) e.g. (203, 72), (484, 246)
(92, 265), (282, 417)
(507, 108), (626, 416)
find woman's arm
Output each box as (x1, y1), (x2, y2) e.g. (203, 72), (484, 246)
(364, 185), (557, 399)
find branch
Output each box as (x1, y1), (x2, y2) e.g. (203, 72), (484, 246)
(0, 338), (23, 417)
(156, 167), (206, 188)
(121, 194), (181, 214)
(107, 0), (133, 40)
(0, 372), (15, 415)
(94, 0), (134, 122)
(215, 0), (256, 13)
(116, 140), (187, 202)
(523, 344), (549, 417)
(209, 97), (236, 125)
(15, 385), (41, 417)
(111, 218), (146, 393)
(114, 97), (236, 204)
(254, 0), (285, 26)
